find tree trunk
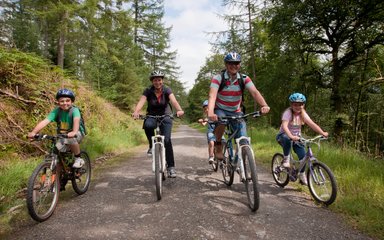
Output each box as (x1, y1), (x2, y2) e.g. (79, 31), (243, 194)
(57, 10), (69, 69)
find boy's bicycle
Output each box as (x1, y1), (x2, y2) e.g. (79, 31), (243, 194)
(26, 134), (91, 222)
(271, 135), (337, 205)
(216, 111), (262, 212)
(139, 114), (173, 200)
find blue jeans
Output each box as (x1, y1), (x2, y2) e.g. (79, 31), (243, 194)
(144, 117), (175, 168)
(214, 108), (248, 143)
(276, 132), (306, 172)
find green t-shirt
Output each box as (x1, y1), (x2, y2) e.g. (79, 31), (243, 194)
(47, 107), (83, 134)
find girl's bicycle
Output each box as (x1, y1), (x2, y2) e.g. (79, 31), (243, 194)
(140, 114), (173, 200)
(26, 134), (91, 222)
(271, 135), (337, 205)
(217, 111), (262, 212)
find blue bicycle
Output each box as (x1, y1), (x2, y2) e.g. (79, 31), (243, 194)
(218, 111), (262, 212)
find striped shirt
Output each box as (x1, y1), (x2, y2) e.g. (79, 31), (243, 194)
(210, 70), (255, 112)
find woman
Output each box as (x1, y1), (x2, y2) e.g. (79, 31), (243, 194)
(132, 70), (184, 178)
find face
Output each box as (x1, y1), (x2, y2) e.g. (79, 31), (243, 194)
(203, 106), (208, 113)
(57, 97), (73, 110)
(225, 62), (241, 76)
(151, 77), (163, 89)
(291, 102), (304, 113)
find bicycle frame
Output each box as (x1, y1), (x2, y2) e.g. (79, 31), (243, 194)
(151, 123), (166, 173)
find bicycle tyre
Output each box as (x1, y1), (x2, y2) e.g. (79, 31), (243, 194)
(26, 161), (59, 222)
(242, 146), (260, 212)
(72, 151), (92, 195)
(211, 156), (219, 172)
(271, 153), (289, 187)
(155, 144), (162, 200)
(221, 145), (234, 186)
(307, 161), (337, 205)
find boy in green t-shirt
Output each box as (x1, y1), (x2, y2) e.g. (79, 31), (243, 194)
(28, 89), (85, 168)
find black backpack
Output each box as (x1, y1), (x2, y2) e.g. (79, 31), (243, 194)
(217, 69), (246, 113)
(55, 106), (87, 135)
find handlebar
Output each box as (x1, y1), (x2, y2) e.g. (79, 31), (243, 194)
(206, 111), (261, 124)
(30, 134), (68, 141)
(136, 114), (175, 120)
(298, 135), (328, 148)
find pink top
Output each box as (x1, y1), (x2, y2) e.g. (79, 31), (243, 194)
(278, 108), (311, 136)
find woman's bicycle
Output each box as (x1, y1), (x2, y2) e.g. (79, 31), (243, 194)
(26, 134), (91, 222)
(140, 114), (173, 200)
(271, 135), (337, 205)
(216, 111), (262, 212)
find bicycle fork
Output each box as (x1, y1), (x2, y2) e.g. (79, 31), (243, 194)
(151, 135), (165, 173)
(235, 136), (253, 182)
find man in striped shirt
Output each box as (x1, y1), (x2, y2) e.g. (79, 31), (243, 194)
(207, 52), (270, 160)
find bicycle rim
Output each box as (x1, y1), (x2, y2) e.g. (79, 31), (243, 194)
(72, 151), (92, 195)
(308, 162), (337, 205)
(26, 162), (59, 222)
(221, 146), (234, 186)
(155, 144), (162, 200)
(271, 153), (289, 187)
(243, 146), (260, 212)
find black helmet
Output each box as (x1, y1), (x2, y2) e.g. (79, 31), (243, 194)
(224, 52), (241, 63)
(56, 89), (75, 102)
(149, 70), (165, 80)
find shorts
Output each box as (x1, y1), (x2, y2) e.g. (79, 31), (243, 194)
(206, 122), (225, 143)
(56, 132), (84, 152)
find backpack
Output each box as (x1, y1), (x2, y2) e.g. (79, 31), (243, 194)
(217, 69), (246, 113)
(55, 106), (87, 135)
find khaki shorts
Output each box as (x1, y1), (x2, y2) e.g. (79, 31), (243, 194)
(55, 132), (84, 152)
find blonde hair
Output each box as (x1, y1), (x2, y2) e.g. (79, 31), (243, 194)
(289, 107), (306, 125)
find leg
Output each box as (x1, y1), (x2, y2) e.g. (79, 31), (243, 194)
(276, 133), (292, 168)
(144, 118), (157, 149)
(160, 117), (174, 168)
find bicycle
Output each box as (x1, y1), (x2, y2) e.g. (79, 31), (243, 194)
(271, 135), (337, 205)
(139, 114), (173, 200)
(26, 134), (91, 222)
(216, 111), (262, 212)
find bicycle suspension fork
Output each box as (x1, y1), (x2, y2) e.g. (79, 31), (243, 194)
(236, 136), (253, 181)
(151, 133), (165, 172)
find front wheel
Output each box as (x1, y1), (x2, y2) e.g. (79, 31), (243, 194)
(154, 144), (163, 200)
(242, 146), (260, 212)
(26, 161), (59, 222)
(72, 151), (91, 195)
(271, 153), (289, 187)
(307, 161), (337, 205)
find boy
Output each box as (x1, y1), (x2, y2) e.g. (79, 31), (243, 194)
(28, 88), (85, 168)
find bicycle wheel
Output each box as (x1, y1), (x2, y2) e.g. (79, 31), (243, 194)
(221, 145), (234, 186)
(154, 144), (162, 200)
(271, 153), (289, 187)
(26, 161), (59, 222)
(242, 146), (260, 212)
(72, 151), (91, 195)
(307, 161), (337, 205)
(211, 156), (219, 172)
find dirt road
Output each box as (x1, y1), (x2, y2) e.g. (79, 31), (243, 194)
(7, 125), (372, 240)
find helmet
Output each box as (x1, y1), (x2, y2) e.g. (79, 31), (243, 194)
(202, 100), (208, 107)
(149, 70), (165, 80)
(224, 52), (241, 63)
(56, 89), (75, 101)
(289, 93), (306, 103)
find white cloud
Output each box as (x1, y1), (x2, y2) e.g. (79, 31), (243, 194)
(164, 0), (227, 91)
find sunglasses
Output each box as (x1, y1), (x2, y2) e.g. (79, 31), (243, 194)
(227, 62), (241, 66)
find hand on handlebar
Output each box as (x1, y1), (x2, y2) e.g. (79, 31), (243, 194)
(132, 112), (140, 120)
(260, 105), (270, 114)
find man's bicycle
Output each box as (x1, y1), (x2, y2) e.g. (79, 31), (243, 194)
(140, 114), (173, 200)
(217, 111), (262, 212)
(271, 135), (337, 205)
(26, 134), (91, 222)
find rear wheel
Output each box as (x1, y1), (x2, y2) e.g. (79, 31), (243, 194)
(271, 153), (289, 187)
(72, 151), (91, 195)
(26, 161), (59, 222)
(154, 144), (162, 200)
(242, 146), (259, 212)
(221, 145), (234, 186)
(308, 161), (337, 205)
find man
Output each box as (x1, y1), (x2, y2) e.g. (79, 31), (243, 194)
(207, 52), (270, 159)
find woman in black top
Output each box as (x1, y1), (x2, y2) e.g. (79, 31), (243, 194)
(132, 70), (184, 177)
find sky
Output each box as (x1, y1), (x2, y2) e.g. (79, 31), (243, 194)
(163, 0), (228, 91)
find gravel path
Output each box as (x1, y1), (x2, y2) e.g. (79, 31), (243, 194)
(7, 125), (372, 240)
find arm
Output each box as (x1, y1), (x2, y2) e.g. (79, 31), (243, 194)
(67, 117), (80, 138)
(248, 85), (270, 114)
(28, 119), (51, 138)
(281, 120), (300, 141)
(304, 118), (329, 137)
(169, 93), (184, 117)
(132, 95), (147, 119)
(207, 87), (218, 121)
